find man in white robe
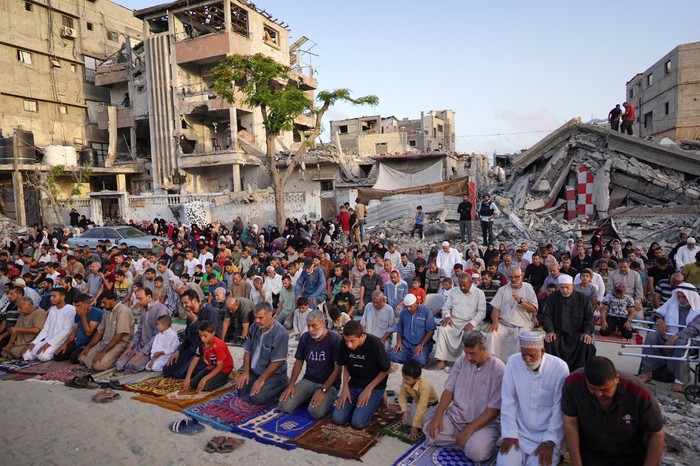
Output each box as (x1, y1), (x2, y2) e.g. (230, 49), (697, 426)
(23, 288), (76, 362)
(437, 241), (463, 277)
(498, 331), (569, 466)
(489, 265), (538, 362)
(434, 274), (486, 370)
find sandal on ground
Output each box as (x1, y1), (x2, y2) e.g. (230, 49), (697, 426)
(109, 379), (123, 389)
(216, 436), (245, 453)
(92, 389), (121, 403)
(66, 375), (98, 389)
(169, 418), (205, 435)
(205, 436), (227, 453)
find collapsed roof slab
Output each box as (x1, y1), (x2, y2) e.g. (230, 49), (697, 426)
(511, 118), (581, 170)
(583, 125), (700, 177)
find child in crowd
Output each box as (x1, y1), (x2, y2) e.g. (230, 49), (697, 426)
(183, 320), (234, 393)
(333, 280), (356, 317)
(438, 277), (452, 299)
(328, 303), (351, 334)
(146, 315), (180, 371)
(409, 277), (427, 304)
(152, 276), (167, 303)
(193, 265), (204, 284)
(288, 297), (311, 348)
(398, 360), (439, 440)
(180, 273), (191, 283)
(73, 273), (88, 294)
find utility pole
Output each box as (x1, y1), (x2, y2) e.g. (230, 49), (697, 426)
(12, 132), (26, 226)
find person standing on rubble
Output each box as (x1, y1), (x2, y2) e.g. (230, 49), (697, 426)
(620, 102), (636, 135)
(478, 194), (499, 245)
(607, 104), (622, 131)
(457, 194), (473, 244)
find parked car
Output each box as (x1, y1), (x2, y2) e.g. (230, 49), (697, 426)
(67, 226), (167, 252)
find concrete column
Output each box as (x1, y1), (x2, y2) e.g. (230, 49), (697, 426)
(116, 173), (127, 192)
(232, 164), (241, 192)
(12, 171), (26, 226)
(89, 197), (102, 226)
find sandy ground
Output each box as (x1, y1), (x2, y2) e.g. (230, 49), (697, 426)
(0, 340), (688, 466)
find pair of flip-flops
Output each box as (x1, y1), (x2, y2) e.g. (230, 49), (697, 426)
(92, 389), (121, 403)
(205, 436), (245, 454)
(65, 375), (98, 389)
(97, 379), (122, 390)
(169, 418), (205, 435)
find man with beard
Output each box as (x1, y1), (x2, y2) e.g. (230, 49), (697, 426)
(540, 275), (595, 371)
(498, 331), (569, 466)
(163, 289), (221, 378)
(562, 357), (664, 466)
(278, 310), (342, 418)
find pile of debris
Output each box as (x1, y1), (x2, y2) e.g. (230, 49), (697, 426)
(656, 392), (700, 465)
(490, 118), (700, 246)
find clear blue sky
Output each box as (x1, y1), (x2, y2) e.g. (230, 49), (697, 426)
(117, 0), (699, 154)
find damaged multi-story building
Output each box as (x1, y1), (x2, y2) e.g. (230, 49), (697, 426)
(625, 41), (700, 141)
(0, 0), (144, 226)
(96, 0), (318, 198)
(330, 110), (455, 156)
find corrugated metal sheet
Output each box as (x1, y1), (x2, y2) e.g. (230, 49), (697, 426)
(366, 193), (463, 226)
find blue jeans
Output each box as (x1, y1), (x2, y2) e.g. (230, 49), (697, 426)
(332, 386), (385, 429)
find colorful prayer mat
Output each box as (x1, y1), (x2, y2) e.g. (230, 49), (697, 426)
(392, 439), (478, 466)
(184, 390), (273, 431)
(122, 376), (183, 396)
(133, 382), (235, 412)
(37, 363), (90, 382)
(0, 359), (40, 373)
(291, 404), (402, 460)
(381, 419), (425, 445)
(231, 407), (322, 449)
(17, 360), (74, 376)
(0, 373), (36, 381)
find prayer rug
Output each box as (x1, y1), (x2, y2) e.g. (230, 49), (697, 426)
(381, 419), (425, 445)
(123, 376), (182, 396)
(1, 373), (37, 381)
(0, 359), (40, 373)
(184, 390), (273, 431)
(594, 330), (634, 345)
(133, 381), (235, 412)
(37, 363), (90, 382)
(17, 360), (75, 376)
(392, 439), (478, 466)
(92, 369), (163, 385)
(231, 407), (322, 449)
(291, 404), (402, 460)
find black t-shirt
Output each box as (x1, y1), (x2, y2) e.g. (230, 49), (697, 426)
(360, 274), (382, 302)
(457, 201), (473, 221)
(647, 266), (673, 285)
(333, 291), (356, 313)
(525, 263), (549, 291)
(337, 333), (390, 390)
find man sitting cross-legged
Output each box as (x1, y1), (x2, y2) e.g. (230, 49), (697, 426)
(278, 310), (342, 419)
(79, 291), (134, 372)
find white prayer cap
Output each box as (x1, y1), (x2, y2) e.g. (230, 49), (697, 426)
(558, 275), (573, 285)
(403, 294), (417, 306)
(471, 273), (481, 279)
(441, 241), (450, 247)
(688, 237), (697, 244)
(519, 331), (545, 348)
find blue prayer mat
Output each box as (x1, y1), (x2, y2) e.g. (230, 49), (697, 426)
(393, 439), (479, 466)
(232, 407), (322, 450)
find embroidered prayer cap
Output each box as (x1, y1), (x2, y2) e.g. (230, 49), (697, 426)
(614, 282), (626, 292)
(471, 273), (480, 279)
(558, 274), (573, 285)
(403, 293), (417, 306)
(519, 331), (545, 348)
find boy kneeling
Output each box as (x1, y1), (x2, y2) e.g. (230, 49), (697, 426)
(183, 320), (234, 393)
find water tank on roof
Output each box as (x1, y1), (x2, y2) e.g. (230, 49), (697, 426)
(44, 145), (78, 166)
(79, 148), (98, 166)
(13, 129), (37, 164)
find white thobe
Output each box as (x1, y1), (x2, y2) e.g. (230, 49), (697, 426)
(437, 248), (463, 276)
(435, 287), (486, 361)
(288, 308), (311, 348)
(488, 283), (537, 362)
(148, 328), (180, 371)
(264, 273), (283, 297)
(675, 245), (698, 270)
(24, 304), (76, 361)
(499, 353), (569, 463)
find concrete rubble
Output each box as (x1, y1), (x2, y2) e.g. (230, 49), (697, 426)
(655, 392), (700, 466)
(363, 118), (700, 250)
